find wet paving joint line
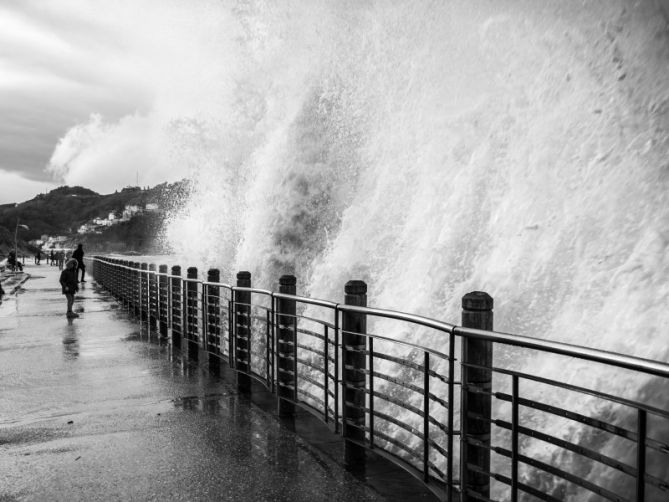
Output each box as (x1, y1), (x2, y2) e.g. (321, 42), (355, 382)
(172, 392), (234, 407)
(0, 398), (182, 428)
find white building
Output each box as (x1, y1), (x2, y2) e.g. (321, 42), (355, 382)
(122, 205), (141, 221)
(145, 203), (159, 212)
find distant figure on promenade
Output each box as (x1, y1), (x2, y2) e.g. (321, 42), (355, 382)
(49, 250), (55, 266)
(59, 258), (79, 318)
(57, 251), (65, 270)
(72, 244), (86, 282)
(35, 250), (41, 265)
(0, 282), (4, 303)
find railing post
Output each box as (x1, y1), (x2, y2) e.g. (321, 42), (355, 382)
(158, 265), (168, 338)
(460, 291), (493, 501)
(126, 260), (131, 307)
(235, 271), (252, 393)
(149, 263), (158, 329)
(342, 280), (367, 470)
(185, 267), (199, 362)
(140, 263), (148, 322)
(132, 262), (140, 317)
(126, 260), (132, 307)
(171, 266), (182, 349)
(277, 275), (297, 417)
(120, 260), (127, 306)
(112, 259), (118, 298)
(207, 269), (221, 375)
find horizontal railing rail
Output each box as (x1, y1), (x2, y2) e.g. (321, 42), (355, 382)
(86, 255), (669, 502)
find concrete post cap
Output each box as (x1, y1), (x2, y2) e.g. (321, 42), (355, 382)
(462, 291), (493, 311)
(279, 275), (296, 286)
(345, 280), (367, 295)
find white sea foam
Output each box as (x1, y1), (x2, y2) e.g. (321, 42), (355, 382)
(166, 0), (668, 352)
(158, 1), (669, 498)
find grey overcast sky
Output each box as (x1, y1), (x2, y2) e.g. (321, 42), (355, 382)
(0, 0), (233, 204)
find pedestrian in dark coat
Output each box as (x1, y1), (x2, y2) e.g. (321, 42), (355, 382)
(60, 258), (79, 318)
(72, 244), (86, 282)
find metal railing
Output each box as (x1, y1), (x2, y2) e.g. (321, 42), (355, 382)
(87, 256), (669, 502)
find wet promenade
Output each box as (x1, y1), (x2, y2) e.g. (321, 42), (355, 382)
(0, 265), (405, 501)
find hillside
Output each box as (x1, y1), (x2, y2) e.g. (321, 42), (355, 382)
(0, 181), (190, 255)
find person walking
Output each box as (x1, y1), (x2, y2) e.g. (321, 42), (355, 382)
(59, 258), (79, 318)
(72, 244), (86, 282)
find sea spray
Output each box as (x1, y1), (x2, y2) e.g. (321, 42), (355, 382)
(161, 1), (669, 498)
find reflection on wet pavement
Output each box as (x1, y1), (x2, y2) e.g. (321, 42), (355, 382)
(0, 265), (385, 501)
(62, 320), (80, 360)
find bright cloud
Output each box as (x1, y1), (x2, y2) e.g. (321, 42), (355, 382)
(47, 113), (180, 191)
(0, 0), (240, 202)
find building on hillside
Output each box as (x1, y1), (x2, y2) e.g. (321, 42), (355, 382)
(93, 217), (112, 226)
(40, 235), (68, 249)
(145, 203), (159, 212)
(121, 205), (141, 221)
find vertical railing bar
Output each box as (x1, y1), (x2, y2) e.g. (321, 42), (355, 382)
(232, 294), (237, 369)
(324, 324), (329, 423)
(168, 271), (172, 331)
(228, 298), (234, 368)
(269, 293), (276, 393)
(145, 268), (150, 326)
(511, 375), (519, 502)
(369, 337), (375, 448)
(138, 268), (143, 324)
(447, 331), (455, 501)
(266, 307), (271, 388)
(219, 285), (224, 356)
(222, 290), (227, 358)
(199, 280), (203, 346)
(202, 283), (208, 350)
(636, 408), (646, 501)
(271, 295), (276, 393)
(423, 351), (430, 482)
(293, 316), (298, 399)
(181, 275), (187, 345)
(334, 307), (340, 434)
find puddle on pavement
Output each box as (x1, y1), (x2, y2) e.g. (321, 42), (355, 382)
(172, 393), (234, 413)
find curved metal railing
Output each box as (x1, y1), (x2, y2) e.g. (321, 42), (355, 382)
(87, 256), (669, 502)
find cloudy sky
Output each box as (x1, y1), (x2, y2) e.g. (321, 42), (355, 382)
(0, 0), (234, 204)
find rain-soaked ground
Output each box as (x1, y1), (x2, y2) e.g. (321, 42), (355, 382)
(0, 265), (428, 501)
